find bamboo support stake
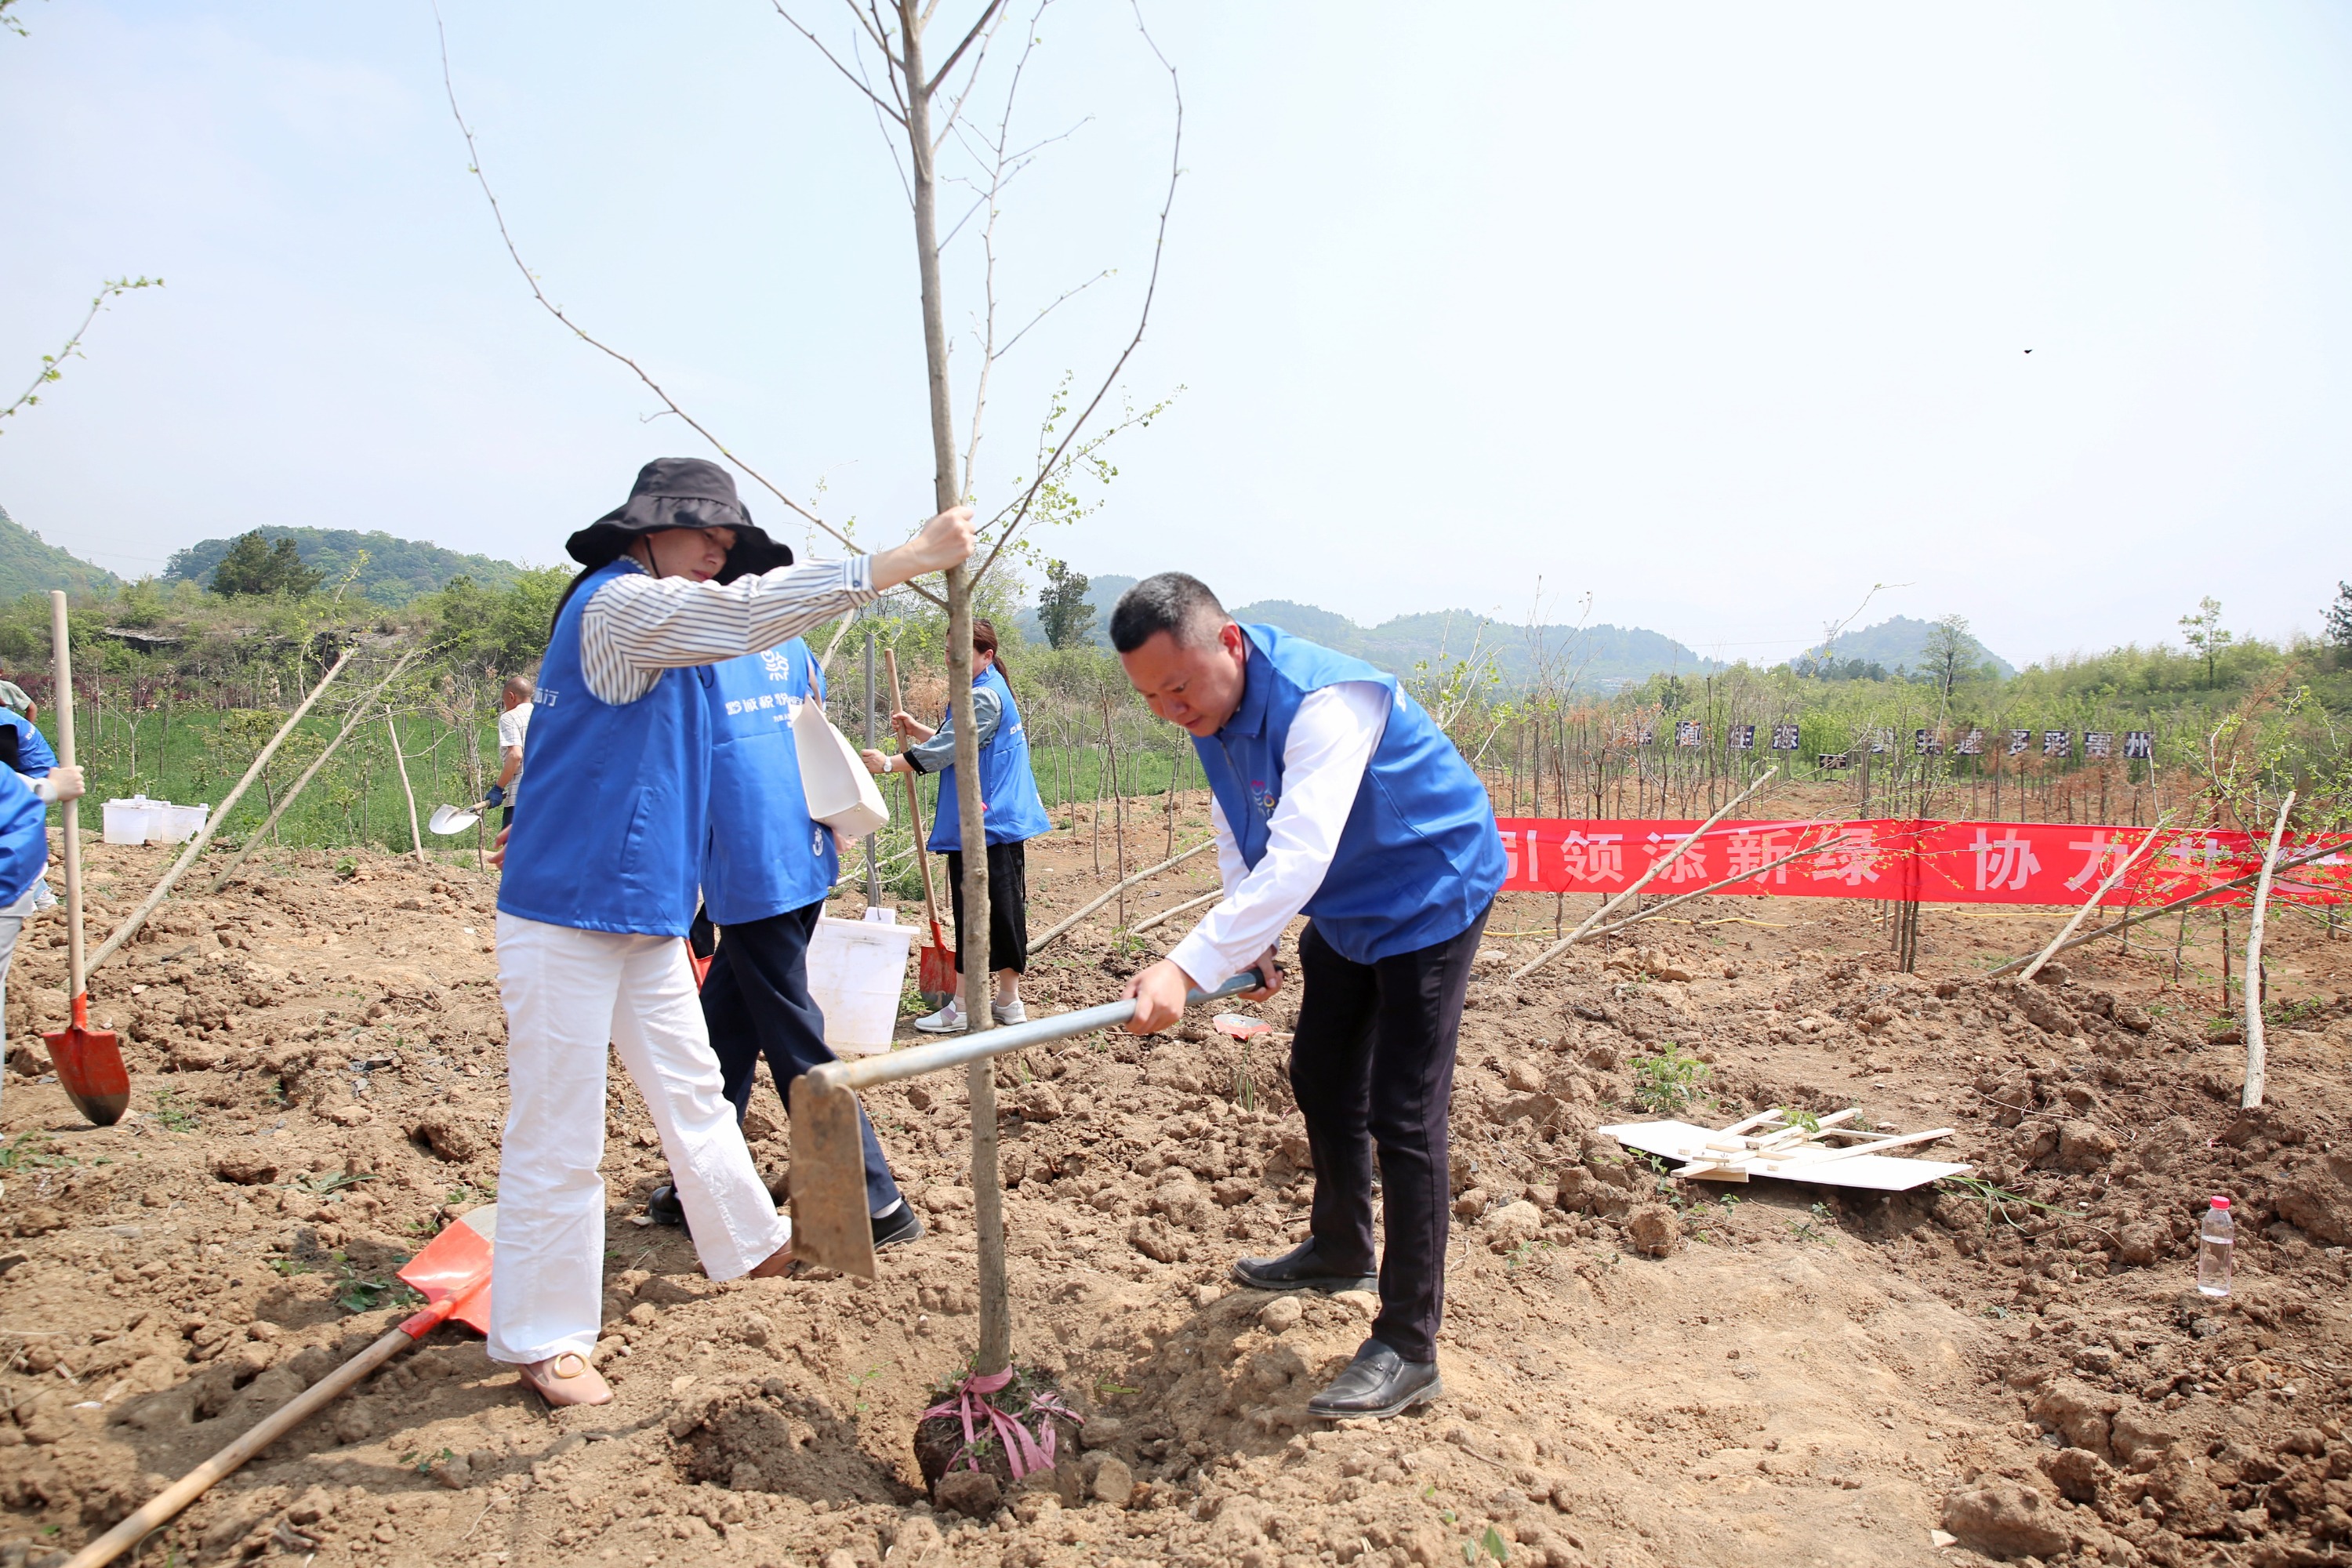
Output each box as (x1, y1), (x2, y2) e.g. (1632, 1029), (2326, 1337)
(1988, 836), (2346, 978)
(85, 648), (357, 975)
(2242, 793), (2294, 1109)
(207, 650), (419, 893)
(1130, 887), (1220, 935)
(2016, 814), (2176, 985)
(1029, 839), (1214, 954)
(1511, 768), (1778, 981)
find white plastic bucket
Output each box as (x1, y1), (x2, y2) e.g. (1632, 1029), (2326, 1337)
(805, 914), (919, 1055)
(152, 803), (209, 844)
(103, 797), (160, 845)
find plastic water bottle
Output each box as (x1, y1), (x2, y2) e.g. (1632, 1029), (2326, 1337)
(2197, 1196), (2234, 1298)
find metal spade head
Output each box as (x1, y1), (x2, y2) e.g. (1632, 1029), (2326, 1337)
(44, 994), (129, 1127)
(397, 1203), (497, 1336)
(788, 1070), (877, 1279)
(427, 803), (482, 835)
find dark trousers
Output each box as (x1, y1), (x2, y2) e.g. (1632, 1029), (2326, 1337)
(701, 899), (902, 1217)
(944, 840), (1029, 975)
(1287, 902), (1491, 1364)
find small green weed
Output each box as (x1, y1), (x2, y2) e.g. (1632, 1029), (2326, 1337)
(333, 856), (358, 879)
(1777, 1105), (1822, 1135)
(1462, 1523), (1511, 1563)
(268, 1258), (315, 1279)
(1504, 1238), (1554, 1272)
(297, 1171), (377, 1196)
(848, 1362), (891, 1419)
(1939, 1174), (2061, 1232)
(1628, 1045), (1709, 1114)
(0, 1132), (75, 1172)
(332, 1254), (419, 1315)
(151, 1091), (200, 1132)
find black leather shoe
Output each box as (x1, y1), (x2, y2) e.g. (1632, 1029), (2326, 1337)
(1229, 1241), (1377, 1294)
(1305, 1339), (1443, 1421)
(872, 1204), (924, 1250)
(644, 1183), (688, 1231)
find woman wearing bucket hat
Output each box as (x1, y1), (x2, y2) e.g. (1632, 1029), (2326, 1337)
(491, 457), (969, 1406)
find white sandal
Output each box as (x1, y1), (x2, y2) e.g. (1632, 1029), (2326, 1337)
(518, 1352), (612, 1407)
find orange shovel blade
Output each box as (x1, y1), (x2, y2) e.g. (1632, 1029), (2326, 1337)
(397, 1203), (497, 1338)
(44, 994), (129, 1127)
(917, 935), (958, 1008)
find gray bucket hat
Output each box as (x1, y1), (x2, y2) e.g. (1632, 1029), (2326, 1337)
(565, 458), (793, 583)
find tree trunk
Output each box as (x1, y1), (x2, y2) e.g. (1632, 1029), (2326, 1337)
(900, 0), (1008, 1377)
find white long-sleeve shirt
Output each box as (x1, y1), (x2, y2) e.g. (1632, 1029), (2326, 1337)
(578, 556), (876, 704)
(1166, 680), (1390, 988)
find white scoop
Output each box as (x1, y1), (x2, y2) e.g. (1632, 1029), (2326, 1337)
(428, 802), (485, 835)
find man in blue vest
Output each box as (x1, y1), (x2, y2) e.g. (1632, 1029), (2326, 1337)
(1110, 572), (1504, 1422)
(638, 637), (920, 1250)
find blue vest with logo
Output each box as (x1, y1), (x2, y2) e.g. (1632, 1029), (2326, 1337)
(702, 641), (840, 925)
(495, 559), (708, 937)
(1196, 624), (1504, 965)
(0, 771), (46, 908)
(927, 663), (1052, 853)
(0, 710), (56, 778)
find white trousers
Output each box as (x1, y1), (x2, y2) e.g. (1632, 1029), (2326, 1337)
(489, 913), (790, 1365)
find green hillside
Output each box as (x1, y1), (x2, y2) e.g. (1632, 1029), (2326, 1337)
(0, 505), (122, 600)
(162, 527), (531, 606)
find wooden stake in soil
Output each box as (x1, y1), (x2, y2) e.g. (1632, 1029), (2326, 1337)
(85, 647), (356, 976)
(2016, 813), (2176, 985)
(383, 706), (429, 868)
(2241, 792), (2294, 1109)
(1511, 767), (1777, 981)
(1029, 838), (1214, 954)
(207, 649), (419, 893)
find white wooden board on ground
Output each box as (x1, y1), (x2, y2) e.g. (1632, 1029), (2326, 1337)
(1601, 1119), (1970, 1192)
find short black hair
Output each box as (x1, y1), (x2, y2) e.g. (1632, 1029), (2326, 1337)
(1110, 572), (1229, 653)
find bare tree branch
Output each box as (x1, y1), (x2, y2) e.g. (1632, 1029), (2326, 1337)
(924, 0), (1007, 98)
(970, 0), (1181, 586)
(2, 275), (162, 433)
(434, 2), (937, 586)
(771, 1), (907, 122)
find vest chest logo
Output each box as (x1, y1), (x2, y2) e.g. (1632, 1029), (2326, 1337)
(1250, 779), (1279, 815)
(811, 827), (825, 855)
(533, 687), (560, 708)
(722, 693), (800, 719)
(759, 646), (795, 681)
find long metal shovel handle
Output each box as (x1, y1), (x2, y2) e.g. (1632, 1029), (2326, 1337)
(788, 969), (1265, 1276)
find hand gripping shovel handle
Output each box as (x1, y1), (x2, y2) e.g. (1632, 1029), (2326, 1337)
(789, 969), (1268, 1277)
(881, 648), (947, 943)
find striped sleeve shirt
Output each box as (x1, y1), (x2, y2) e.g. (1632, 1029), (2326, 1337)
(579, 556), (876, 705)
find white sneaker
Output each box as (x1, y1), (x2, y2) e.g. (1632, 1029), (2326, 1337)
(913, 1000), (967, 1033)
(992, 999), (1027, 1025)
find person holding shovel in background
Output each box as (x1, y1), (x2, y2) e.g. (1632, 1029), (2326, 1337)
(1108, 572), (1504, 1421)
(488, 673), (533, 829)
(637, 629), (923, 1252)
(0, 753), (82, 1120)
(859, 616), (1051, 1033)
(492, 457), (971, 1406)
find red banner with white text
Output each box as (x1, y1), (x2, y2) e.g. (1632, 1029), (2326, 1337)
(1494, 818), (2352, 908)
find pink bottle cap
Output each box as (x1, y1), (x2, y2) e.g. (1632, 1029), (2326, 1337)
(2209, 1196), (2230, 1209)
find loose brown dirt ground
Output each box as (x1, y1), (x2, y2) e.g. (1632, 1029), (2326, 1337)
(3, 798), (2350, 1568)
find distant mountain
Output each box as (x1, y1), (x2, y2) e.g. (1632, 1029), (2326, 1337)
(1802, 615), (2016, 679)
(1014, 573), (1719, 691)
(0, 505), (122, 600)
(162, 527), (529, 606)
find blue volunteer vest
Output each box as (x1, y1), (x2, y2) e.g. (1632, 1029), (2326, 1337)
(495, 559), (708, 937)
(1196, 624), (1504, 965)
(0, 710), (56, 777)
(702, 642), (840, 925)
(927, 663), (1052, 853)
(0, 771), (47, 908)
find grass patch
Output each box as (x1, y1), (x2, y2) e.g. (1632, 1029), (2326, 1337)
(1628, 1044), (1710, 1114)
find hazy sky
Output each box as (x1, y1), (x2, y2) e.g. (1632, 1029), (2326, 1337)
(4, 2), (2347, 669)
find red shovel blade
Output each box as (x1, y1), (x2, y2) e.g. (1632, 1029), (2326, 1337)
(397, 1203), (496, 1338)
(44, 993), (129, 1127)
(917, 927), (958, 1009)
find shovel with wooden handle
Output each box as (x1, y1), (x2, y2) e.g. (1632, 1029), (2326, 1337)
(789, 969), (1265, 1276)
(882, 648), (957, 1007)
(42, 590), (128, 1127)
(64, 1205), (499, 1568)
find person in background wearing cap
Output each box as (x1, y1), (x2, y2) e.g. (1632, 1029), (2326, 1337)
(860, 616), (1051, 1033)
(1107, 572), (1503, 1422)
(0, 688), (64, 1114)
(639, 626), (922, 1253)
(491, 457), (971, 1407)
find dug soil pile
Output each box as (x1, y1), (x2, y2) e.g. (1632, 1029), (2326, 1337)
(3, 811), (2349, 1568)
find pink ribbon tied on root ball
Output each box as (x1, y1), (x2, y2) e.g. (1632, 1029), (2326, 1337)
(922, 1369), (1084, 1481)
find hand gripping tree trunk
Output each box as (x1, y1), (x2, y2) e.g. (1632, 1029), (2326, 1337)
(899, 0), (1011, 1377)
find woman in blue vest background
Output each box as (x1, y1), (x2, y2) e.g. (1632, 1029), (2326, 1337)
(492, 458), (969, 1407)
(638, 636), (920, 1251)
(860, 617), (1051, 1033)
(0, 750), (80, 1123)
